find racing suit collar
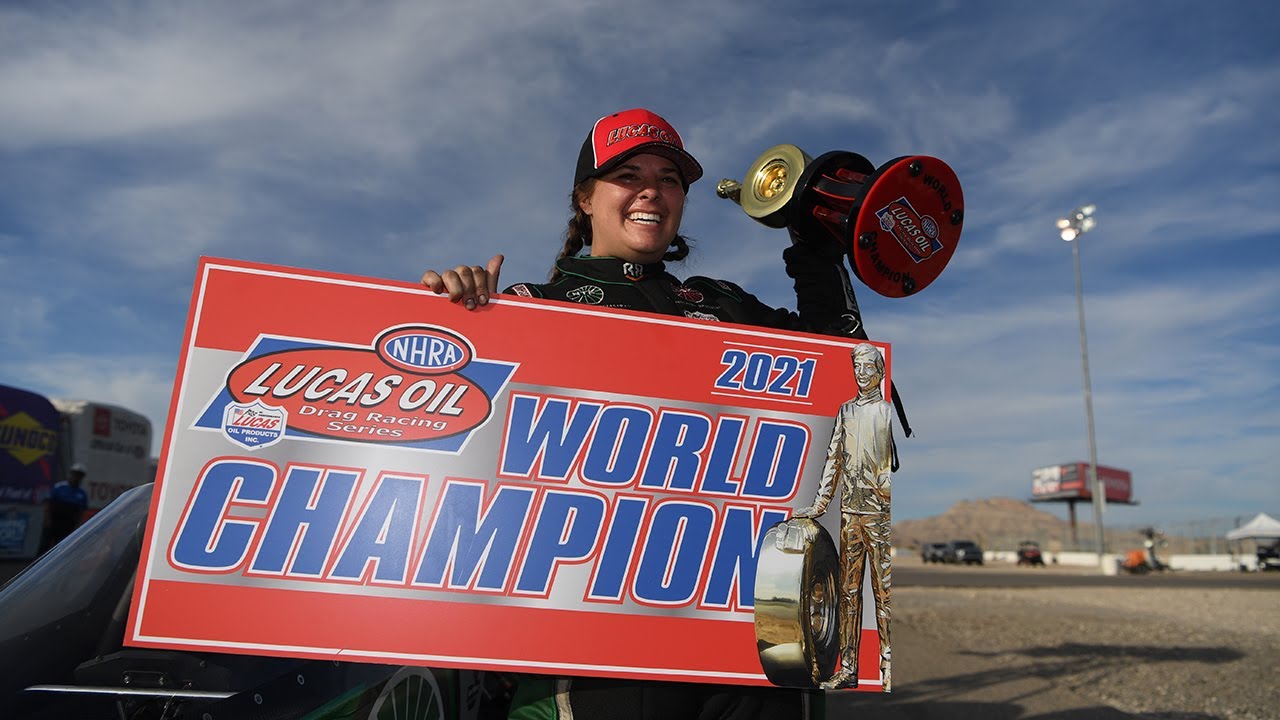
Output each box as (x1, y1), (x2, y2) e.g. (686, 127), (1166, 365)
(556, 255), (667, 283)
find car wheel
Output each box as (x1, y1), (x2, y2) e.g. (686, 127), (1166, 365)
(369, 667), (447, 720)
(754, 519), (841, 687)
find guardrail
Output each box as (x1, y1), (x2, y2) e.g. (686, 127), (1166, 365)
(983, 549), (1259, 572)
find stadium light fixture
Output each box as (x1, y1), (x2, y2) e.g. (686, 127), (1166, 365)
(1056, 204), (1108, 572)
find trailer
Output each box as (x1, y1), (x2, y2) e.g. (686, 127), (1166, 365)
(49, 399), (153, 514)
(1, 388), (156, 560)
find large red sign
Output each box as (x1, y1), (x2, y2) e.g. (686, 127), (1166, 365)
(127, 257), (893, 689)
(1032, 463), (1133, 504)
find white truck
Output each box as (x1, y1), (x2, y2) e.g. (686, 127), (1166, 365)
(50, 399), (154, 513)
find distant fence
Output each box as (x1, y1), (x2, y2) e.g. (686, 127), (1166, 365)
(907, 515), (1275, 556)
(983, 549), (1258, 572)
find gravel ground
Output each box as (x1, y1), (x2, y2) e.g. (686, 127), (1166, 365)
(828, 571), (1279, 719)
(3, 559), (1274, 718)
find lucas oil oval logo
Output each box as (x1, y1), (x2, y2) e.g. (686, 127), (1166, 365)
(222, 325), (492, 445)
(877, 197), (942, 262)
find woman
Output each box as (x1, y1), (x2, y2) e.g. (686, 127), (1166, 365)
(423, 107), (863, 336)
(423, 108), (865, 719)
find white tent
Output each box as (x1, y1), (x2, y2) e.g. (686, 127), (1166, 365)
(1225, 512), (1280, 541)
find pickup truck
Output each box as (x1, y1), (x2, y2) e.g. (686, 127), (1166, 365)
(942, 539), (985, 565)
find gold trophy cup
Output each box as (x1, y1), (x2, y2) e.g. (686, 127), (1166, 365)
(718, 144), (964, 298)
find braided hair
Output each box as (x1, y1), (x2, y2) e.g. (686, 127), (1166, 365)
(549, 179), (692, 282)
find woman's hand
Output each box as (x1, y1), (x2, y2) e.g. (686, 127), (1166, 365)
(420, 254), (504, 310)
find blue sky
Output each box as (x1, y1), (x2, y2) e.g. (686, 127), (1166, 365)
(2, 1), (1277, 530)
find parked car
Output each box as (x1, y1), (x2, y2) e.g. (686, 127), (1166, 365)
(942, 540), (984, 565)
(1016, 540), (1045, 567)
(920, 542), (948, 564)
(1257, 540), (1280, 571)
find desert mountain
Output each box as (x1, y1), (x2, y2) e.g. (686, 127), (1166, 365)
(894, 497), (1216, 554)
(894, 497), (1078, 551)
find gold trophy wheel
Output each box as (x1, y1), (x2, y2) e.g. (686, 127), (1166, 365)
(754, 519), (841, 687)
(739, 144), (813, 226)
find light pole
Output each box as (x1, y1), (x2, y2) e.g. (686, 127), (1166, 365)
(1055, 204), (1108, 571)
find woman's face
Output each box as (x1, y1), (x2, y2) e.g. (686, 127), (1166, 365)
(580, 153), (685, 263)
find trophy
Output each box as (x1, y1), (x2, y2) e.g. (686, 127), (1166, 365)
(717, 145), (964, 297)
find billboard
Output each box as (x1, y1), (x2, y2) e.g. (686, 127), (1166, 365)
(0, 384), (61, 505)
(1031, 462), (1133, 504)
(0, 385), (63, 558)
(126, 258), (897, 691)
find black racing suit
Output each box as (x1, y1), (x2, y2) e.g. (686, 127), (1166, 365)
(502, 243), (865, 720)
(505, 247), (865, 338)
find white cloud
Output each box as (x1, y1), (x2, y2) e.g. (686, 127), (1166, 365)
(0, 5), (292, 149)
(7, 352), (175, 456)
(1, 1), (1276, 530)
(0, 295), (50, 352)
(79, 182), (247, 269)
(988, 65), (1277, 199)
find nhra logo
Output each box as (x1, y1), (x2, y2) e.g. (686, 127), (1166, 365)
(194, 325), (517, 452)
(876, 197), (942, 262)
(376, 326), (472, 374)
(222, 401), (286, 450)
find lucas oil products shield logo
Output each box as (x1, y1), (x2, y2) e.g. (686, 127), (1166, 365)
(876, 196), (942, 262)
(194, 325), (518, 453)
(222, 401), (286, 450)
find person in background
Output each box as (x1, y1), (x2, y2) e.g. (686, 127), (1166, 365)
(423, 107), (872, 719)
(43, 462), (89, 551)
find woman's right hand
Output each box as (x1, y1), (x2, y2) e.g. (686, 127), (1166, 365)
(420, 254), (504, 310)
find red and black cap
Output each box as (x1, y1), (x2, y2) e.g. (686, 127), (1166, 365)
(574, 108), (704, 189)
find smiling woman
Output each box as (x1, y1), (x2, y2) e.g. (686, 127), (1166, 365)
(419, 106), (873, 719)
(423, 107), (868, 336)
(576, 154), (686, 264)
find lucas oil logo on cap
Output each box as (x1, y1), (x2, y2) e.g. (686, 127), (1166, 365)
(194, 325), (518, 453)
(876, 196), (942, 262)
